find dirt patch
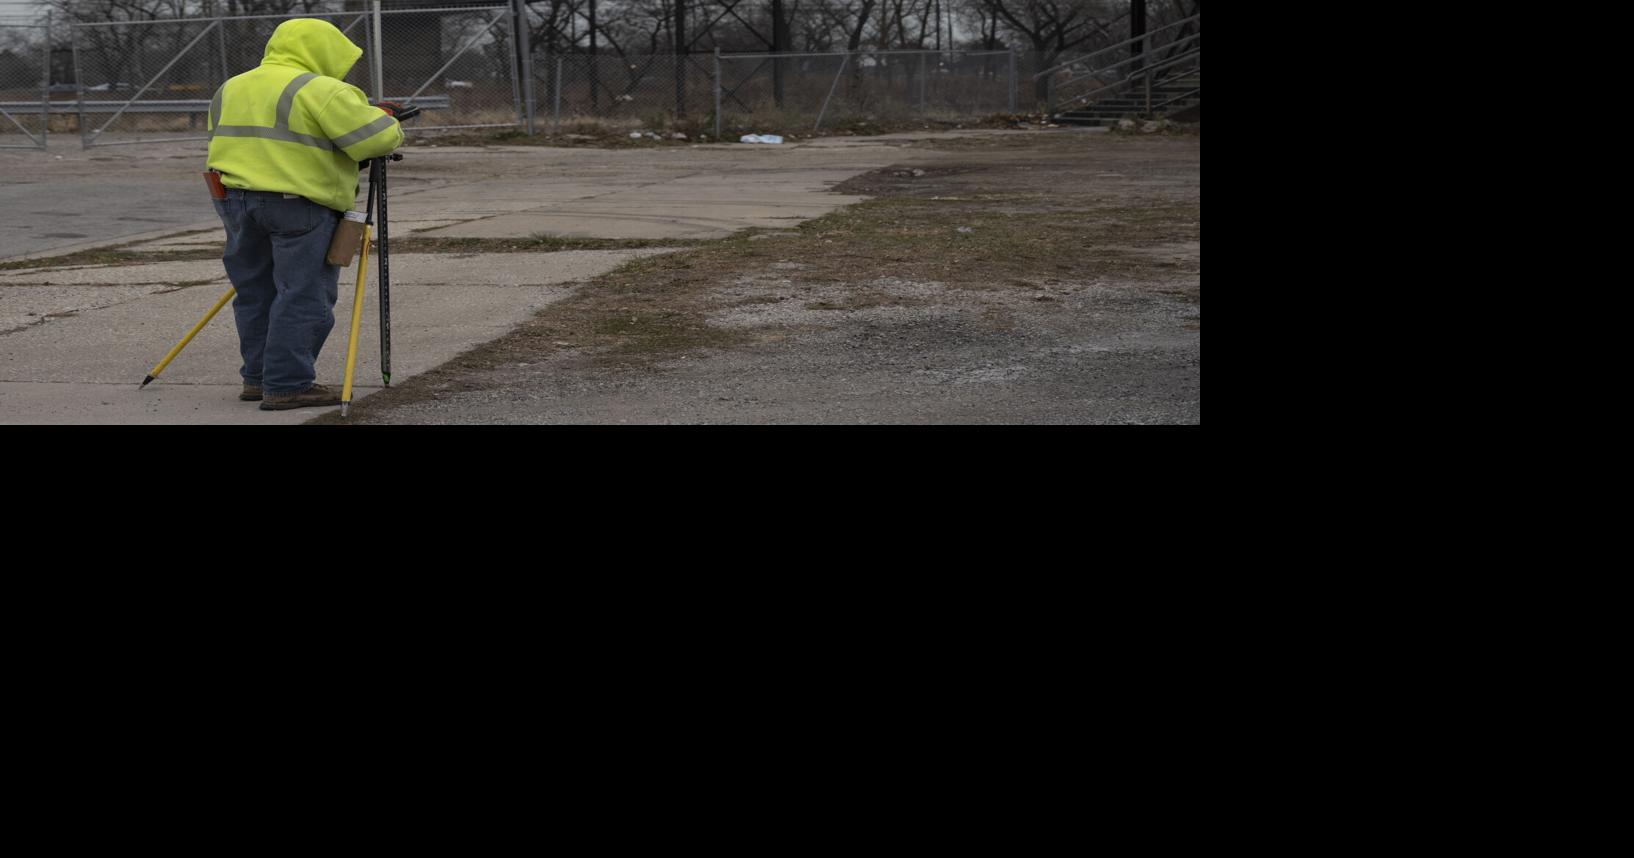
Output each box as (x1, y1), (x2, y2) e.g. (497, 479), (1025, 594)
(313, 131), (1200, 424)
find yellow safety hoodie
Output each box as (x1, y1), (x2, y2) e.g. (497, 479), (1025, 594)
(206, 18), (402, 212)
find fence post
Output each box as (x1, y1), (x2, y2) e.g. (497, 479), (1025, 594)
(371, 0), (384, 102)
(713, 47), (721, 140)
(516, 0), (535, 134)
(42, 12), (51, 148)
(506, 0), (524, 131)
(918, 51), (926, 114)
(553, 55), (562, 133)
(71, 23), (86, 148)
(1008, 47), (1017, 113)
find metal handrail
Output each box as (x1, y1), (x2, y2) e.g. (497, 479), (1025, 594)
(1049, 31), (1200, 90)
(1062, 48), (1198, 105)
(1154, 84), (1200, 111)
(1034, 12), (1200, 80)
(726, 48), (1008, 60)
(1055, 49), (1198, 110)
(1128, 54), (1200, 92)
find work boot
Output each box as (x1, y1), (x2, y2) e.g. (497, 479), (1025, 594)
(259, 383), (342, 411)
(240, 384), (262, 401)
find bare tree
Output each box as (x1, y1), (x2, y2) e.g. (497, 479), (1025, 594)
(809, 0), (876, 51)
(977, 0), (1123, 99)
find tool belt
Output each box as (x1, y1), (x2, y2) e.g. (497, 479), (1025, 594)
(204, 172), (317, 204)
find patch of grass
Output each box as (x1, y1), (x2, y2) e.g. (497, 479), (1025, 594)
(591, 308), (746, 356)
(803, 291), (928, 312)
(407, 122), (722, 149)
(1107, 120), (1200, 137)
(1, 227), (228, 271)
(0, 247), (221, 271)
(395, 235), (709, 254)
(398, 112), (1049, 150)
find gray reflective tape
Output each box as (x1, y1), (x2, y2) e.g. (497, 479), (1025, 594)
(276, 72), (318, 129)
(212, 124), (335, 151)
(331, 114), (397, 150)
(209, 87), (223, 135)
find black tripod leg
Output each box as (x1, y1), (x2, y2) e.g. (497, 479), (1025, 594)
(366, 158), (379, 224)
(378, 156), (391, 387)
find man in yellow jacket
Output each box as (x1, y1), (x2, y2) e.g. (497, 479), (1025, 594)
(206, 18), (403, 410)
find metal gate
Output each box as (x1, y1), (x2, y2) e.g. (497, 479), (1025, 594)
(68, 4), (523, 149)
(0, 18), (50, 150)
(378, 5), (523, 134)
(71, 10), (375, 148)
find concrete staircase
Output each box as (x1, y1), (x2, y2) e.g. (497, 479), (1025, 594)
(1055, 72), (1200, 126)
(1036, 12), (1200, 127)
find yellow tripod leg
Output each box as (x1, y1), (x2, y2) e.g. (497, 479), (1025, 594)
(141, 286), (237, 388)
(340, 228), (372, 417)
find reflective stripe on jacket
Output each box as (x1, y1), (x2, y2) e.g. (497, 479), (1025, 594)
(206, 18), (402, 212)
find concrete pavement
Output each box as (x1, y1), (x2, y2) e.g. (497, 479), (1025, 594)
(0, 249), (676, 424)
(0, 130), (1014, 423)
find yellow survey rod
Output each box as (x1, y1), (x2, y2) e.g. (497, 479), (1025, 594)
(340, 227), (372, 417)
(140, 286), (237, 389)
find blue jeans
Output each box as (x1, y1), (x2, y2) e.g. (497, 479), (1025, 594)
(215, 190), (342, 395)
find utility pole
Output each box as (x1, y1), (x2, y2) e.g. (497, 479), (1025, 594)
(1131, 0), (1147, 75)
(674, 0), (686, 117)
(772, 0), (785, 108)
(588, 0), (598, 109)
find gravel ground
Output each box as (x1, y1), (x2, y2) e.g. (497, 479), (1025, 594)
(311, 130), (1200, 425)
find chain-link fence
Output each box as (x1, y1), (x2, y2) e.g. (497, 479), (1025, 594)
(0, 18), (50, 149)
(379, 4), (522, 133)
(63, 4), (522, 148)
(536, 47), (1018, 136)
(71, 11), (374, 147)
(32, 4), (1046, 151)
(717, 49), (1015, 135)
(541, 52), (713, 130)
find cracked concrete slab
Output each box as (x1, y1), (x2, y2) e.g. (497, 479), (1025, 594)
(0, 248), (677, 424)
(0, 259), (230, 285)
(0, 284), (181, 335)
